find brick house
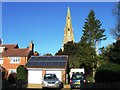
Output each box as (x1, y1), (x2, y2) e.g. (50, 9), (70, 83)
(0, 41), (34, 78)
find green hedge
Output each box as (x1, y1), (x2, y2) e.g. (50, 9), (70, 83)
(17, 65), (27, 83)
(95, 62), (120, 82)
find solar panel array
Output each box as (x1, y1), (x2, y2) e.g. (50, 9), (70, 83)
(26, 56), (67, 68)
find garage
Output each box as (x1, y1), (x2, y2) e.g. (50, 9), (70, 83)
(26, 55), (68, 84)
(46, 70), (62, 81)
(28, 69), (42, 84)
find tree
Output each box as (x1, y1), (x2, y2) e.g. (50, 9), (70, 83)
(77, 41), (98, 75)
(109, 40), (120, 64)
(55, 49), (63, 55)
(34, 51), (39, 56)
(111, 1), (120, 39)
(81, 10), (106, 50)
(55, 41), (98, 74)
(43, 53), (53, 56)
(55, 41), (79, 68)
(99, 44), (113, 62)
(17, 65), (27, 83)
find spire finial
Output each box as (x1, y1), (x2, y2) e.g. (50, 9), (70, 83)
(67, 6), (70, 17)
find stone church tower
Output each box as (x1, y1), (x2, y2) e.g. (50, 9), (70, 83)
(62, 7), (74, 50)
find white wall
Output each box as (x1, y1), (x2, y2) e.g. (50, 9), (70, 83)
(28, 70), (42, 84)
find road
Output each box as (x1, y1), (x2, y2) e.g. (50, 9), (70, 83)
(2, 82), (120, 90)
(2, 84), (70, 90)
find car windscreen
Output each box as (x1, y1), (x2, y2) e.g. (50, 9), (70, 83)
(44, 74), (57, 79)
(71, 74), (85, 80)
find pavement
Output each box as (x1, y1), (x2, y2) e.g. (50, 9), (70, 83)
(23, 84), (70, 89)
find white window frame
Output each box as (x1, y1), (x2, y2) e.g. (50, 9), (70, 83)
(0, 58), (3, 64)
(10, 57), (21, 64)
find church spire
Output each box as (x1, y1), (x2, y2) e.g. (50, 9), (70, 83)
(62, 7), (74, 51)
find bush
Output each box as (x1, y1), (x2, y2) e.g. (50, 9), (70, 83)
(95, 62), (120, 82)
(17, 65), (27, 83)
(8, 73), (17, 84)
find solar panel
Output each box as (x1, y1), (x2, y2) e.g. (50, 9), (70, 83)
(34, 62), (39, 66)
(26, 62), (33, 66)
(52, 62), (59, 66)
(60, 57), (66, 60)
(26, 56), (67, 67)
(48, 57), (54, 61)
(58, 62), (66, 66)
(26, 62), (30, 66)
(45, 62), (52, 66)
(38, 62), (46, 66)
(35, 58), (40, 62)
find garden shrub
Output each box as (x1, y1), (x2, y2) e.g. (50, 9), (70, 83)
(95, 62), (120, 82)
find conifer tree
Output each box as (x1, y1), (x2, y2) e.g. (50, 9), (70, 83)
(81, 10), (106, 48)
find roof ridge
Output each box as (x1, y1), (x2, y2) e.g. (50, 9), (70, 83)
(16, 48), (29, 50)
(2, 44), (18, 45)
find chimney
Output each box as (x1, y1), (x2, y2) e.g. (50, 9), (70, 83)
(29, 41), (34, 52)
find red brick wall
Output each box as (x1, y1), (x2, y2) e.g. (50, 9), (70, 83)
(2, 57), (28, 75)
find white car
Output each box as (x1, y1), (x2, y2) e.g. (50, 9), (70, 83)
(42, 73), (63, 89)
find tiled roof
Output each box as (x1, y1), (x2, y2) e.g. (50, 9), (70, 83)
(1, 44), (19, 50)
(1, 44), (32, 57)
(2, 48), (31, 57)
(26, 55), (68, 69)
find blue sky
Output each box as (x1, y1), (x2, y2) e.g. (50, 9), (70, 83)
(2, 2), (117, 55)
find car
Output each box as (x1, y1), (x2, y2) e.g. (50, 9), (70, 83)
(42, 73), (63, 89)
(70, 72), (86, 89)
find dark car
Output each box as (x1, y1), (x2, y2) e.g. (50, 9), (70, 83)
(70, 73), (86, 89)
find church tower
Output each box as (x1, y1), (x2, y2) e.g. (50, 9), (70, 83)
(62, 7), (74, 50)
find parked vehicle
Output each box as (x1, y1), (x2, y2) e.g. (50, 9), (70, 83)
(70, 68), (85, 78)
(70, 72), (86, 89)
(42, 73), (63, 89)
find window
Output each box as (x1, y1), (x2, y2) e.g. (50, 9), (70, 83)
(44, 74), (57, 79)
(0, 58), (3, 64)
(10, 57), (20, 64)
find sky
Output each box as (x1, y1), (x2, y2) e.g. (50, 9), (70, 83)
(2, 2), (117, 55)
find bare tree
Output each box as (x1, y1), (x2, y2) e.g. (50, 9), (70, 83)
(111, 1), (120, 40)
